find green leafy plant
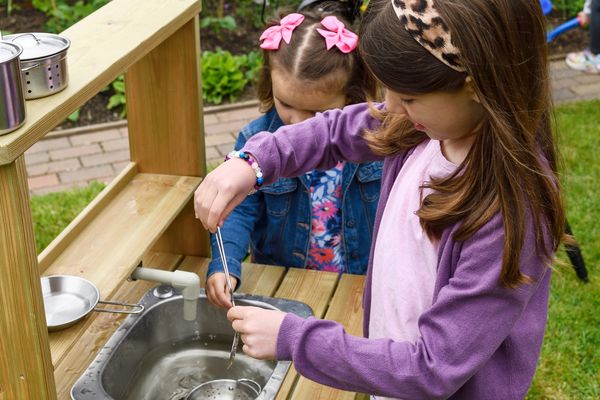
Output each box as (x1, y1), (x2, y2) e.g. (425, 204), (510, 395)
(6, 0), (21, 16)
(201, 49), (262, 105)
(106, 75), (126, 118)
(550, 0), (586, 16)
(44, 0), (108, 33)
(67, 109), (80, 122)
(243, 50), (263, 82)
(32, 0), (57, 14)
(200, 16), (237, 35)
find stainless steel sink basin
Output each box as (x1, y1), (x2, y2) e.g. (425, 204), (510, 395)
(71, 286), (313, 400)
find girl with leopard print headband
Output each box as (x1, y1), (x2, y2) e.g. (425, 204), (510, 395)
(195, 0), (564, 398)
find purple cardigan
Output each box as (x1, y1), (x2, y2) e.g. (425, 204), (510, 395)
(243, 103), (551, 399)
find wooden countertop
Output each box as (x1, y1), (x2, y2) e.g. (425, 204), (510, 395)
(53, 253), (367, 399)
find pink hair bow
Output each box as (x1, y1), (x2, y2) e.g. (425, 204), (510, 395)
(316, 16), (358, 54)
(260, 13), (305, 50)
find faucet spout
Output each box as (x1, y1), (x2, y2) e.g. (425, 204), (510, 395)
(131, 267), (200, 321)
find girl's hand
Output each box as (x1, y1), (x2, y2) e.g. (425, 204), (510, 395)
(206, 273), (238, 309)
(194, 158), (256, 232)
(227, 306), (286, 360)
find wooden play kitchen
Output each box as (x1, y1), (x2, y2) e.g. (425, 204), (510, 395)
(0, 0), (366, 399)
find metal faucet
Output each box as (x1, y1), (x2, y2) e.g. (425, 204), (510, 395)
(130, 264), (200, 321)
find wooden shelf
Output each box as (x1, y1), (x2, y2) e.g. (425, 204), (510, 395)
(39, 166), (201, 366)
(0, 0), (201, 166)
(0, 1), (206, 397)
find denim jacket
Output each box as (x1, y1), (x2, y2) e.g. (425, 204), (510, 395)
(208, 108), (382, 287)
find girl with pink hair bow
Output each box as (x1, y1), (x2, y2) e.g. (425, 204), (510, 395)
(201, 8), (381, 309)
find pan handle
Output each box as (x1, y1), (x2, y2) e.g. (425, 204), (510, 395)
(94, 300), (144, 314)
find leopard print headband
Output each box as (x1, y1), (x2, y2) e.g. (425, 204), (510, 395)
(391, 0), (466, 72)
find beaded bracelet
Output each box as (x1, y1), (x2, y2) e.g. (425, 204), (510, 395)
(225, 150), (264, 192)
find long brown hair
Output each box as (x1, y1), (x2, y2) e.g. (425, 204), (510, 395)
(360, 0), (565, 287)
(256, 7), (379, 112)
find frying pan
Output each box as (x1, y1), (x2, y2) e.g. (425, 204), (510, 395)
(41, 275), (144, 331)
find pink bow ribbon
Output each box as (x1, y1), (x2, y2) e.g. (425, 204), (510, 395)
(316, 16), (358, 54)
(260, 13), (305, 50)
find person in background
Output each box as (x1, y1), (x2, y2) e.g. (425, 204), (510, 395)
(566, 0), (600, 73)
(200, 5), (381, 308)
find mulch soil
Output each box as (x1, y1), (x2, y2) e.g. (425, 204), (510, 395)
(0, 5), (591, 129)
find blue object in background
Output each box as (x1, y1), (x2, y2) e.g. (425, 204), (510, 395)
(542, 0), (583, 43)
(547, 17), (581, 42)
(541, 0), (553, 15)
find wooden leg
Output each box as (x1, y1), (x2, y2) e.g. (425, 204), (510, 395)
(0, 157), (56, 399)
(125, 16), (209, 257)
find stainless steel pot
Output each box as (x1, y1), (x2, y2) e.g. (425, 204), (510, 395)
(4, 33), (70, 99)
(186, 379), (262, 400)
(41, 275), (144, 331)
(0, 40), (26, 135)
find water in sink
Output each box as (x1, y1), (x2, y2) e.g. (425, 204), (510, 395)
(124, 333), (274, 400)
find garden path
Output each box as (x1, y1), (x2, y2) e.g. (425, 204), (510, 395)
(24, 60), (600, 195)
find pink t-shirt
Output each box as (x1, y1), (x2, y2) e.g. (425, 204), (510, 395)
(369, 139), (456, 346)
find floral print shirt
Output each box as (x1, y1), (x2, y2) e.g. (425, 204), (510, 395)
(306, 162), (345, 273)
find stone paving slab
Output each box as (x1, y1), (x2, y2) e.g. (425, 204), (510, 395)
(23, 61), (600, 195)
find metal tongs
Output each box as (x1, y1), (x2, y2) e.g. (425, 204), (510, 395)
(215, 226), (239, 369)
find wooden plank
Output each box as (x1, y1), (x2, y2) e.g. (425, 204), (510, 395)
(0, 157), (56, 399)
(274, 269), (339, 400)
(236, 263), (286, 297)
(38, 162), (138, 272)
(126, 18), (204, 177)
(275, 269), (338, 317)
(178, 257), (285, 297)
(53, 252), (182, 399)
(42, 173), (200, 365)
(291, 274), (366, 400)
(0, 0), (202, 165)
(126, 17), (209, 257)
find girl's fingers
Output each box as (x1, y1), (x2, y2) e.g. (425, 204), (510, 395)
(206, 281), (223, 308)
(219, 285), (233, 308)
(220, 192), (252, 227)
(194, 159), (258, 231)
(228, 305), (250, 323)
(207, 274), (239, 308)
(194, 180), (218, 230)
(206, 188), (238, 232)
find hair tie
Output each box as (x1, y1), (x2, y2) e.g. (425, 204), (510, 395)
(316, 16), (358, 53)
(260, 13), (305, 50)
(390, 0), (465, 72)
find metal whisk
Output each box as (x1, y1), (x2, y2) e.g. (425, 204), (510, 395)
(215, 226), (239, 369)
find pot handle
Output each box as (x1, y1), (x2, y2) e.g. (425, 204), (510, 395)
(94, 300), (144, 314)
(21, 63), (41, 72)
(21, 54), (67, 72)
(9, 33), (41, 44)
(237, 379), (262, 395)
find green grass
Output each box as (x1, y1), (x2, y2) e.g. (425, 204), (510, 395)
(29, 101), (600, 398)
(30, 181), (105, 253)
(527, 100), (600, 399)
